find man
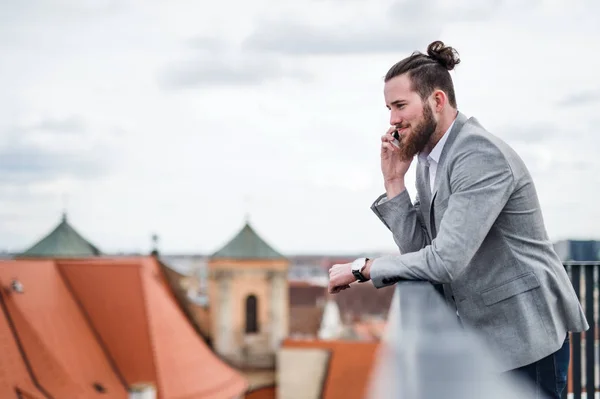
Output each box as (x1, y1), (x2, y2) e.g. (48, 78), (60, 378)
(328, 40), (588, 398)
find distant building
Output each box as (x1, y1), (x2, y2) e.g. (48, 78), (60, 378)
(16, 212), (101, 258)
(318, 299), (344, 340)
(554, 239), (600, 261)
(277, 339), (380, 399)
(207, 221), (290, 369)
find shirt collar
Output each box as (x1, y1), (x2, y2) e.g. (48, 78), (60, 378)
(418, 118), (456, 166)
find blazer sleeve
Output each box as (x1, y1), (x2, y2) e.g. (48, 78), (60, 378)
(371, 190), (431, 254)
(370, 143), (515, 288)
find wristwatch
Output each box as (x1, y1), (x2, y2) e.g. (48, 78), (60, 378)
(351, 258), (369, 282)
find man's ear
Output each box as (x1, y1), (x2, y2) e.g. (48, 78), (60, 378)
(432, 90), (447, 112)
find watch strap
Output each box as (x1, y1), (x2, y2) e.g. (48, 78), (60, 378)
(352, 258), (369, 282)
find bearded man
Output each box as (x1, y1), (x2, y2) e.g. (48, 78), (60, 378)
(327, 41), (588, 399)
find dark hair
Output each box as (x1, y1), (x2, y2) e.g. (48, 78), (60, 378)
(385, 41), (460, 108)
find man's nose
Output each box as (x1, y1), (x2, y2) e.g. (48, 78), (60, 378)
(390, 111), (402, 127)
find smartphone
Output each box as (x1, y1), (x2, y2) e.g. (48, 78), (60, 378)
(391, 129), (401, 148)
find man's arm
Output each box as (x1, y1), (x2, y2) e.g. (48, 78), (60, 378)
(371, 189), (431, 254)
(368, 143), (515, 288)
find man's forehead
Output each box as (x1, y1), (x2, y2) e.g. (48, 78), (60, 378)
(385, 74), (412, 93)
(384, 75), (415, 104)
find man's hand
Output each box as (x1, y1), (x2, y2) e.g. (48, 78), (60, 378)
(328, 263), (355, 294)
(381, 127), (412, 198)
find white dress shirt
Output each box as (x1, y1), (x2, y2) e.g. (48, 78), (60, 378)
(418, 119), (455, 193)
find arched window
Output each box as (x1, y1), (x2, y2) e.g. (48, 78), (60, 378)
(245, 295), (258, 333)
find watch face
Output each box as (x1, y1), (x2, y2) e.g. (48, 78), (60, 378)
(352, 258), (364, 271)
(351, 259), (367, 282)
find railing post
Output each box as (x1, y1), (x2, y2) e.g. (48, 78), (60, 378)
(585, 266), (595, 397)
(570, 264), (583, 399)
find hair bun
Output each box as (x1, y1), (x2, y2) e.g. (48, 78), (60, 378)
(427, 41), (460, 71)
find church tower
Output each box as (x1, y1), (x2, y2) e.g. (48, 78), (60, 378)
(207, 221), (289, 369)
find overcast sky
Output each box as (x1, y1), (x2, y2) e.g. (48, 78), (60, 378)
(1, 0), (598, 255)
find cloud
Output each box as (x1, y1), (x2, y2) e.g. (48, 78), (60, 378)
(556, 91), (600, 107)
(160, 0), (509, 88)
(242, 20), (434, 56)
(0, 116), (119, 185)
(159, 54), (310, 88)
(30, 115), (87, 134)
(159, 37), (311, 89)
(242, 0), (504, 56)
(493, 123), (562, 145)
(389, 0), (504, 23)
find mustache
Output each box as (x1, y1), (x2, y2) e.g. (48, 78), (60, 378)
(393, 125), (409, 140)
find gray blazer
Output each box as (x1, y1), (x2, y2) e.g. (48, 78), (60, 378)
(370, 111), (588, 371)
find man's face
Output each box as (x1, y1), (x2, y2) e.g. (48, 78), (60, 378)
(384, 74), (438, 160)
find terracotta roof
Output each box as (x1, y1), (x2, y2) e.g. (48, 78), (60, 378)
(0, 277), (46, 398)
(0, 259), (126, 398)
(18, 213), (101, 258)
(211, 222), (285, 260)
(244, 385), (276, 399)
(0, 257), (248, 398)
(282, 339), (380, 399)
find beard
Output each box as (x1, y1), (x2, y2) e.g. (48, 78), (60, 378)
(397, 104), (437, 161)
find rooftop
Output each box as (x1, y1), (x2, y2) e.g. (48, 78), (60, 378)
(0, 257), (247, 398)
(17, 212), (101, 258)
(211, 221), (286, 260)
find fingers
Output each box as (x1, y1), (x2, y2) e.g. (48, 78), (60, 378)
(382, 126), (398, 140)
(382, 127), (401, 151)
(381, 141), (398, 153)
(329, 284), (351, 294)
(328, 264), (352, 294)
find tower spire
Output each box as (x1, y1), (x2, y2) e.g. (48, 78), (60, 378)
(61, 193), (69, 221)
(243, 195), (251, 224)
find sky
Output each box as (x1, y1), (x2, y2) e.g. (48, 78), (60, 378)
(1, 0), (599, 255)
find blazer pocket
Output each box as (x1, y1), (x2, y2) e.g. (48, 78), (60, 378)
(481, 272), (541, 306)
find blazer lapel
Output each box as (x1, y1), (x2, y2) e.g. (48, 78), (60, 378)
(416, 161), (433, 237)
(429, 111), (470, 237)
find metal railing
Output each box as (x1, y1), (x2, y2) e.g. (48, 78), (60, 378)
(367, 261), (600, 399)
(367, 281), (537, 399)
(564, 261), (600, 399)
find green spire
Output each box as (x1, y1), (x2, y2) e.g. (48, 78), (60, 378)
(211, 221), (285, 260)
(18, 212), (101, 258)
